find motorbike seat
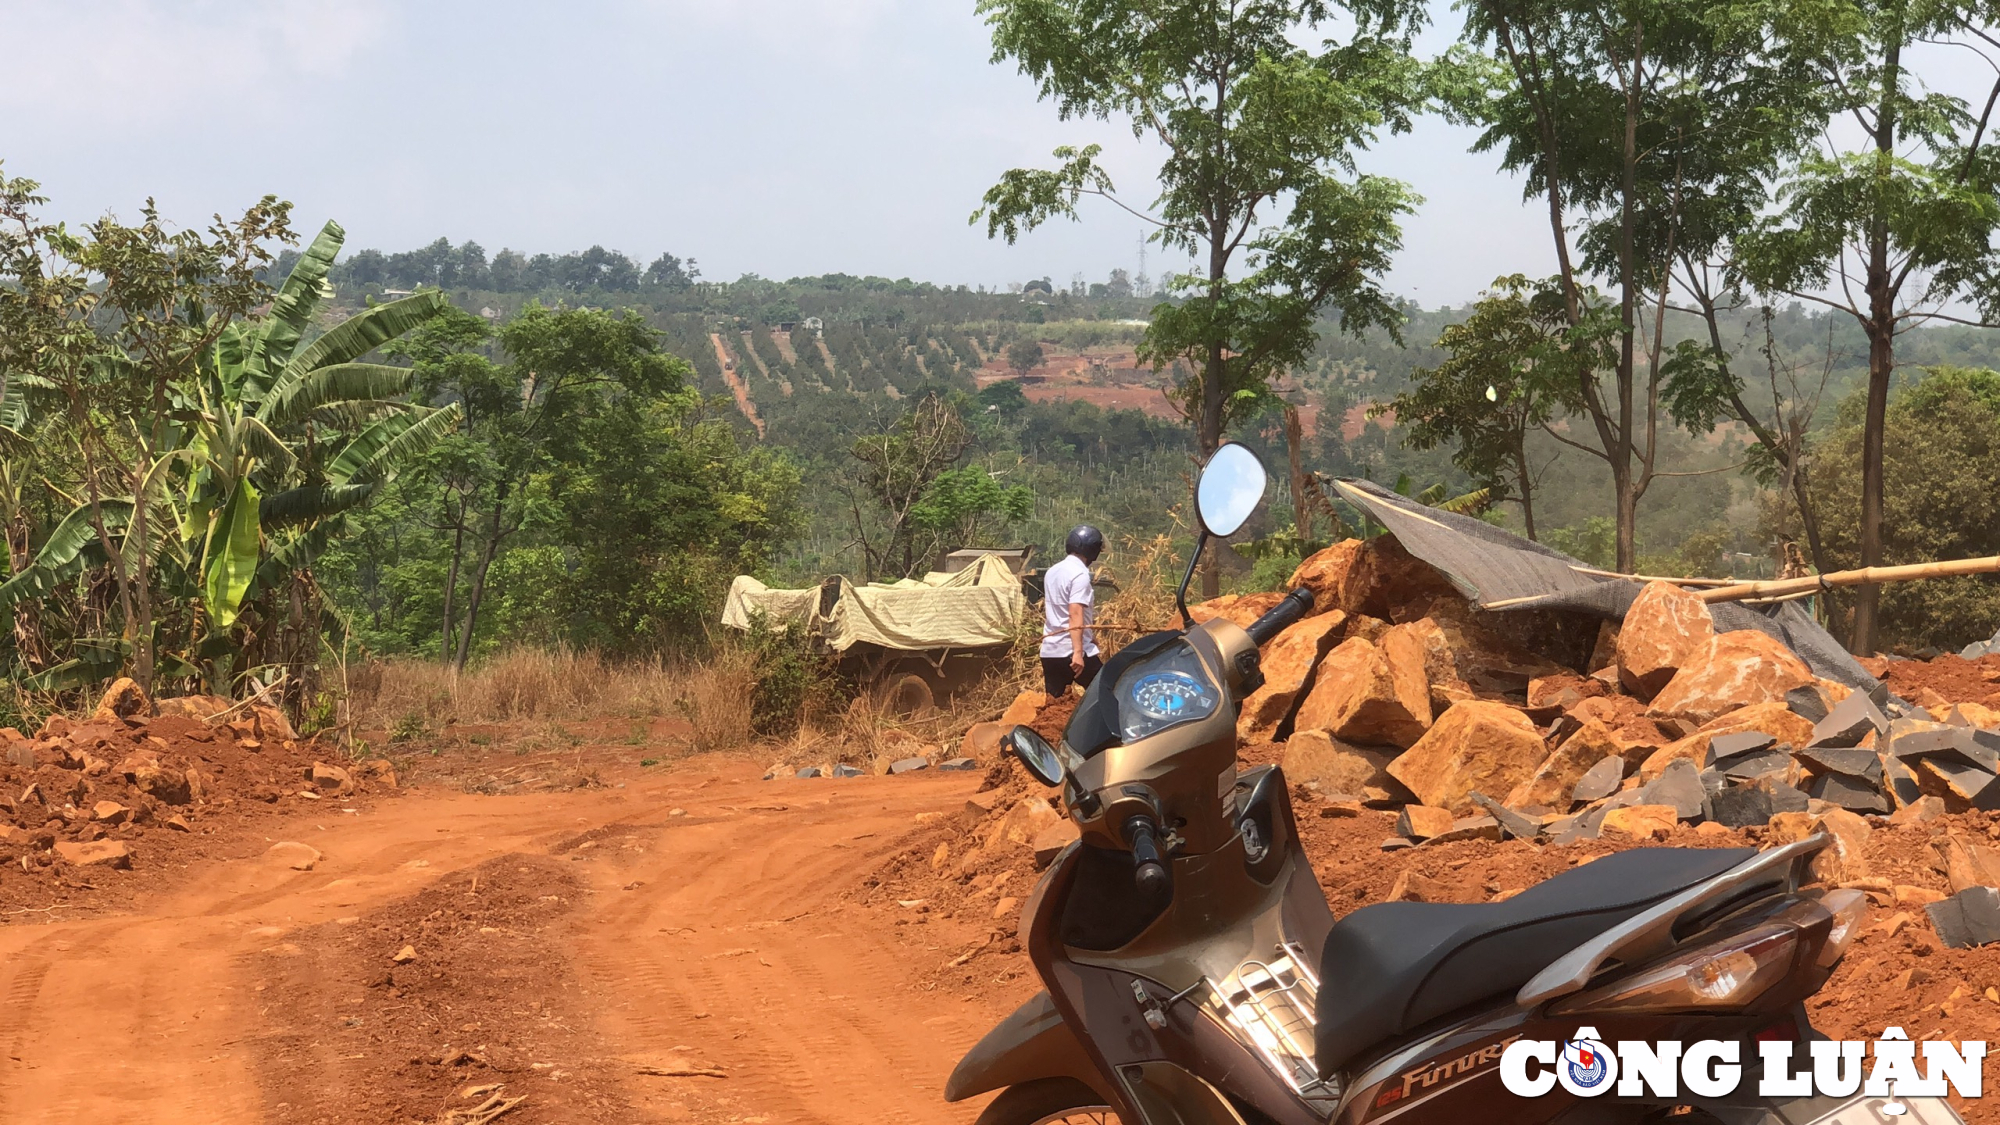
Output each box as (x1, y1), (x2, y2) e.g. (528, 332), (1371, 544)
(1315, 846), (1753, 1077)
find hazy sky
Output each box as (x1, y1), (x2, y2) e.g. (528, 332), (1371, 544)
(3, 2), (1983, 308)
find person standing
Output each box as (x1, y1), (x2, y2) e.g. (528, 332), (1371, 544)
(1041, 525), (1104, 697)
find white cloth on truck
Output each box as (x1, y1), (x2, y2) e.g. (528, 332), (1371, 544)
(722, 553), (1025, 652)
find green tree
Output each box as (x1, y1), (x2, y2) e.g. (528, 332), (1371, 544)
(1385, 275), (1597, 539)
(1453, 0), (1798, 572)
(1815, 366), (2000, 652)
(972, 0), (1426, 595)
(1738, 1), (2000, 653)
(1005, 338), (1045, 375)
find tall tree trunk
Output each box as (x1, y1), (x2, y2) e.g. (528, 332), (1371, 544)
(1284, 405), (1309, 542)
(1199, 214), (1228, 599)
(1791, 465), (1829, 576)
(441, 493), (466, 661)
(453, 487), (511, 671)
(1514, 434), (1538, 541)
(1851, 37), (1902, 656)
(1612, 20), (1643, 574)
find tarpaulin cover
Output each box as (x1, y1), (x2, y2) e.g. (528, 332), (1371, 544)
(1332, 478), (1883, 693)
(721, 553), (1026, 652)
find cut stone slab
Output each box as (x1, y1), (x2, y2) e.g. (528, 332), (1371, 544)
(1915, 756), (2000, 810)
(1889, 795), (1946, 825)
(1794, 746), (1884, 783)
(1758, 776), (1810, 815)
(1786, 684), (1832, 724)
(1882, 754), (1923, 807)
(1706, 785), (1775, 829)
(1706, 731), (1777, 762)
(1807, 772), (1889, 814)
(1886, 720), (1964, 760)
(887, 757), (931, 775)
(937, 758), (978, 771)
(1647, 759), (1707, 820)
(53, 839), (131, 869)
(1571, 754), (1627, 806)
(1601, 804), (1678, 840)
(831, 764), (865, 778)
(1468, 791), (1543, 841)
(795, 766), (823, 779)
(1504, 719), (1620, 810)
(1811, 692), (1889, 748)
(1395, 804), (1456, 841)
(1424, 815), (1504, 846)
(1720, 750), (1793, 782)
(1926, 886), (2000, 949)
(1031, 820), (1079, 870)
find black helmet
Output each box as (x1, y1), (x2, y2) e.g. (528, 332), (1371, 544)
(1065, 524), (1105, 563)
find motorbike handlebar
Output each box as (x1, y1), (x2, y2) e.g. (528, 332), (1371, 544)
(1245, 586), (1315, 646)
(1126, 815), (1171, 899)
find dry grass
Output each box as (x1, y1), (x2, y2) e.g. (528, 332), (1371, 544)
(350, 543), (1188, 772)
(353, 647), (757, 755)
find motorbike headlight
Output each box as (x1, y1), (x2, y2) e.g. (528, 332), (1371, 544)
(1815, 888), (1867, 969)
(1550, 924), (1800, 1015)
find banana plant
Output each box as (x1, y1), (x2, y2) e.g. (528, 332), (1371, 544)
(181, 220), (459, 633)
(0, 220), (459, 690)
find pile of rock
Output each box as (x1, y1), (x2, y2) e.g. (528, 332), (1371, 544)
(1220, 540), (1999, 851)
(0, 678), (389, 874)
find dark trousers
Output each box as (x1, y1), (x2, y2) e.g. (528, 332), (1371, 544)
(1041, 653), (1103, 698)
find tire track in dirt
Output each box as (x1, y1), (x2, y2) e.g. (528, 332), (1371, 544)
(0, 757), (1022, 1125)
(567, 779), (1010, 1124)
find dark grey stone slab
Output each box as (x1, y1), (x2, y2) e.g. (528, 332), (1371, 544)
(1811, 693), (1889, 748)
(1647, 759), (1707, 820)
(1806, 771), (1888, 814)
(1928, 887), (2000, 949)
(1571, 755), (1625, 805)
(1793, 745), (1883, 782)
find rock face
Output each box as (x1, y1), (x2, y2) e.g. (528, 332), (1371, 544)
(1616, 581), (1715, 698)
(1287, 541), (1367, 617)
(1188, 591), (1287, 629)
(1000, 692), (1048, 728)
(1600, 804), (1677, 841)
(987, 799), (1063, 850)
(1291, 635), (1432, 749)
(91, 677), (154, 723)
(1506, 720), (1621, 810)
(155, 694), (231, 720)
(1237, 612), (1347, 742)
(1648, 630), (1814, 724)
(1281, 730), (1394, 798)
(1388, 701), (1546, 815)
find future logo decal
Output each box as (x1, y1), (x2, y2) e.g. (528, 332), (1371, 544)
(1500, 1027), (1988, 1100)
(1378, 1035), (1522, 1107)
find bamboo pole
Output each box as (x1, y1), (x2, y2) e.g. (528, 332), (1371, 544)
(1697, 556), (2000, 605)
(1567, 565), (1737, 587)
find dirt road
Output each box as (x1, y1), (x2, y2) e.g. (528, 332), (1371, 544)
(708, 334), (765, 436)
(0, 755), (1018, 1123)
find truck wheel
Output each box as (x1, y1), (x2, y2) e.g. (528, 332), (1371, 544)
(886, 673), (935, 719)
(973, 1078), (1119, 1125)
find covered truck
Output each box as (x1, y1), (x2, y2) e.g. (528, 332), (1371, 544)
(720, 551), (1032, 711)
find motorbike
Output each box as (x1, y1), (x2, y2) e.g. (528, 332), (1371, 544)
(943, 442), (1955, 1125)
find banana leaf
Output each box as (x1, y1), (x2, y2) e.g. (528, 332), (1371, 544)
(258, 362), (415, 427)
(259, 482), (377, 530)
(0, 499), (132, 611)
(202, 478), (261, 629)
(329, 403), (462, 483)
(243, 221), (344, 396)
(282, 292), (446, 385)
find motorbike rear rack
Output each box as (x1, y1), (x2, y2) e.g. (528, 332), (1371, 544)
(1205, 942), (1341, 1112)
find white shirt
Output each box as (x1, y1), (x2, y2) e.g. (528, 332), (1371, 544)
(1041, 554), (1099, 659)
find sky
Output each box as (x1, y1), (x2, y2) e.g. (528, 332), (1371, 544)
(1, 2), (1986, 309)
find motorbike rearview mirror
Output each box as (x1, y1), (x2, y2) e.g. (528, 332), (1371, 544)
(1196, 442), (1268, 538)
(1005, 725), (1064, 788)
(1177, 442), (1272, 626)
